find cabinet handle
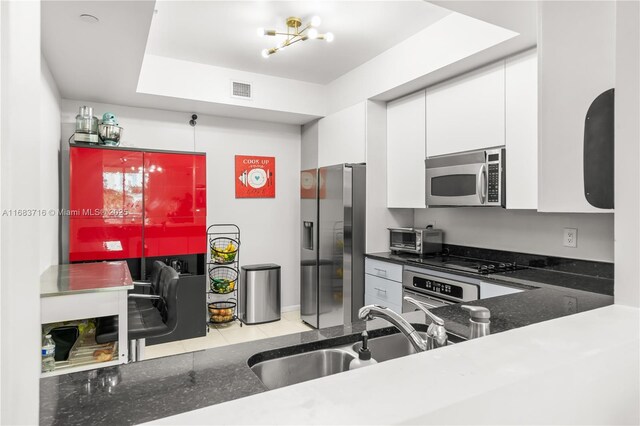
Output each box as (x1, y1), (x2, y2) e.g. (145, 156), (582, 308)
(373, 268), (387, 277)
(374, 287), (387, 294)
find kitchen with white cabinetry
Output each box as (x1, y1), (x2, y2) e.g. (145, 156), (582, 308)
(386, 90), (426, 208)
(426, 60), (505, 157)
(538, 1), (616, 213)
(364, 258), (404, 312)
(3, 1), (639, 425)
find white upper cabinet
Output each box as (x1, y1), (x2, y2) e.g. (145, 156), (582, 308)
(537, 1), (615, 213)
(318, 102), (366, 168)
(426, 61), (505, 158)
(505, 49), (538, 210)
(386, 90), (426, 208)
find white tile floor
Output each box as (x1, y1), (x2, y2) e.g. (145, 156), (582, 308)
(144, 310), (313, 360)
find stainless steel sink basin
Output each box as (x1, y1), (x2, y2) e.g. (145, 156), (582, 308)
(250, 329), (466, 390)
(351, 331), (463, 362)
(250, 349), (355, 390)
(351, 331), (429, 363)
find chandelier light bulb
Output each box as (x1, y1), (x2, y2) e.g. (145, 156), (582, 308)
(257, 16), (332, 56)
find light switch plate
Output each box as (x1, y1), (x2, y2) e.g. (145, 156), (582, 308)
(563, 228), (577, 248)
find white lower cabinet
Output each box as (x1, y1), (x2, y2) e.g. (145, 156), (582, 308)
(364, 259), (403, 313)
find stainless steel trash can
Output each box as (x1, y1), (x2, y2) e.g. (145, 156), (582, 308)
(239, 264), (281, 325)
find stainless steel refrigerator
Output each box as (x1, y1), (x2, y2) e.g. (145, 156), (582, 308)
(300, 164), (366, 329)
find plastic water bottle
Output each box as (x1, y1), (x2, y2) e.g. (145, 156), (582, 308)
(41, 334), (56, 372)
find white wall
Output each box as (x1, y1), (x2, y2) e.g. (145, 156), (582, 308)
(414, 208), (614, 262)
(0, 1), (42, 423)
(300, 120), (318, 171)
(138, 54), (326, 118)
(614, 0), (640, 306)
(40, 57), (61, 272)
(60, 99), (302, 309)
(365, 101), (413, 252)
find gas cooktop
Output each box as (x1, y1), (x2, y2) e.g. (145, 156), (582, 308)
(405, 255), (525, 276)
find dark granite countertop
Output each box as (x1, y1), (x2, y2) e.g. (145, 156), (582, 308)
(40, 253), (614, 425)
(366, 250), (614, 296)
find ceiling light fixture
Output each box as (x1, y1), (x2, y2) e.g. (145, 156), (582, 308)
(257, 16), (333, 58)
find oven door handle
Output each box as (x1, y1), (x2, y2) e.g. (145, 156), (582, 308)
(477, 164), (487, 205)
(403, 289), (452, 309)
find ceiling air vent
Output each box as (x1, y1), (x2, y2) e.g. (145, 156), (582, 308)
(231, 80), (252, 100)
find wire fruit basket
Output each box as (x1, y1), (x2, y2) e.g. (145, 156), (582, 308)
(208, 265), (237, 294)
(206, 224), (241, 328)
(208, 300), (236, 324)
(210, 237), (239, 264)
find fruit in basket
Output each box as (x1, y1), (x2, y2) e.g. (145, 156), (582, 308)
(210, 313), (234, 323)
(210, 277), (235, 293)
(211, 242), (237, 263)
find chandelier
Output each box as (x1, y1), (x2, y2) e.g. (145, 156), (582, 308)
(257, 16), (334, 58)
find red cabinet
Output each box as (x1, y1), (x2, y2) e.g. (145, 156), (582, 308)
(68, 146), (206, 262)
(69, 147), (143, 261)
(143, 152), (206, 257)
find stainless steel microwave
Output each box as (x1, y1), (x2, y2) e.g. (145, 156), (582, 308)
(425, 148), (505, 207)
(389, 228), (443, 255)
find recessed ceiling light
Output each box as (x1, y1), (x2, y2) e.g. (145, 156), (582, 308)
(79, 14), (99, 24)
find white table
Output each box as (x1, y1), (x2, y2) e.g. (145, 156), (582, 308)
(40, 261), (133, 377)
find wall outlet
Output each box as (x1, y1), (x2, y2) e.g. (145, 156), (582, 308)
(563, 228), (578, 248)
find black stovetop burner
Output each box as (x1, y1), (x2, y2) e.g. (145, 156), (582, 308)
(404, 254), (525, 276)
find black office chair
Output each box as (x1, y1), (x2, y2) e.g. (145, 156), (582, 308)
(129, 260), (167, 312)
(100, 261), (167, 331)
(132, 260), (166, 294)
(96, 265), (180, 361)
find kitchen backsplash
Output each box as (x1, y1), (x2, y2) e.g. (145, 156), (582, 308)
(414, 208), (614, 263)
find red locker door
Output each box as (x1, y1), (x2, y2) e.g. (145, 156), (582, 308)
(143, 152), (206, 257)
(69, 147), (144, 261)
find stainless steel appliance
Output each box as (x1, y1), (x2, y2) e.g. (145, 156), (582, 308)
(300, 164), (366, 329)
(389, 227), (442, 255)
(426, 147), (505, 207)
(73, 106), (99, 144)
(239, 264), (281, 325)
(405, 256), (523, 275)
(98, 112), (123, 146)
(402, 266), (480, 312)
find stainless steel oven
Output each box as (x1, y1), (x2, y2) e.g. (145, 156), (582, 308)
(426, 147), (505, 207)
(402, 267), (480, 313)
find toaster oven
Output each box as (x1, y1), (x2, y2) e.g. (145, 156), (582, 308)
(388, 228), (443, 255)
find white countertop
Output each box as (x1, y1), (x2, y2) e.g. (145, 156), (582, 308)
(147, 305), (640, 425)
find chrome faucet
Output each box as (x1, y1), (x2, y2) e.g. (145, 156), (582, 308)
(403, 296), (448, 349)
(358, 299), (448, 353)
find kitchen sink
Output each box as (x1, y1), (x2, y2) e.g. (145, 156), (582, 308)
(249, 329), (466, 390)
(250, 349), (356, 390)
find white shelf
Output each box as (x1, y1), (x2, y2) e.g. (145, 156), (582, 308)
(40, 358), (121, 378)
